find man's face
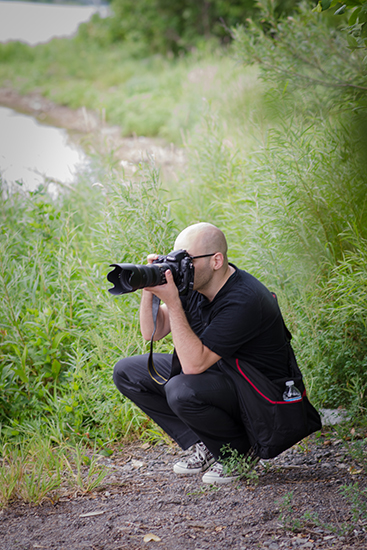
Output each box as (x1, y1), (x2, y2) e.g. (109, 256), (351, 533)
(174, 233), (214, 293)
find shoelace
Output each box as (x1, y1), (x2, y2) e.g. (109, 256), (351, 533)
(188, 443), (211, 465)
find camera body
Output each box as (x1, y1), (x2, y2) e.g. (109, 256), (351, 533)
(107, 249), (195, 296)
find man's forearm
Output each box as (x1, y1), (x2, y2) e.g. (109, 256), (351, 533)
(139, 290), (155, 340)
(144, 270), (220, 372)
(140, 290), (170, 341)
(167, 298), (216, 374)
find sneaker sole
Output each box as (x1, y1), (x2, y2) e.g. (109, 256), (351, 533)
(173, 457), (215, 475)
(202, 473), (239, 484)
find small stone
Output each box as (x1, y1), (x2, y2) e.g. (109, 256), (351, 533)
(131, 459), (145, 469)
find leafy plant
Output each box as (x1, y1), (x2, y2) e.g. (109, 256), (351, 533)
(314, 0), (367, 49)
(220, 444), (259, 483)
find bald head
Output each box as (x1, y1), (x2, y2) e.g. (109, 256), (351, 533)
(174, 223), (228, 262)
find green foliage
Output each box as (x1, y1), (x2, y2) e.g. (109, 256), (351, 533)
(314, 0), (367, 49)
(0, 38), (259, 144)
(340, 483), (367, 527)
(233, 1), (367, 108)
(0, 41), (35, 63)
(278, 482), (367, 535)
(79, 0), (303, 54)
(220, 444), (259, 483)
(0, 164), (176, 446)
(83, 0), (257, 53)
(0, 437), (109, 508)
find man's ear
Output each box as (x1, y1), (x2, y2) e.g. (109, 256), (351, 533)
(213, 252), (224, 270)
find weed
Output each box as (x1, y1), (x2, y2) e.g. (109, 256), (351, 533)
(340, 483), (367, 528)
(0, 438), (110, 507)
(278, 483), (367, 537)
(277, 491), (303, 532)
(63, 443), (109, 494)
(220, 445), (259, 484)
(186, 484), (220, 496)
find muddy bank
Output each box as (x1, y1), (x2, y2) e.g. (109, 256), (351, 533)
(0, 87), (185, 180)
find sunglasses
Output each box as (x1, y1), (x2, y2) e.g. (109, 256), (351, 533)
(189, 253), (216, 260)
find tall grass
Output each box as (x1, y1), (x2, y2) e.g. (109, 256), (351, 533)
(0, 165), (175, 444)
(0, 436), (110, 508)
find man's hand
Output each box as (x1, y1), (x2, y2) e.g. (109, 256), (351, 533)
(144, 269), (180, 307)
(146, 254), (159, 264)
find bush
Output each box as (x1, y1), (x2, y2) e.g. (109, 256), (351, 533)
(229, 2), (367, 409)
(0, 165), (176, 445)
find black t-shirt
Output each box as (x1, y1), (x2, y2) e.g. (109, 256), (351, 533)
(181, 265), (290, 380)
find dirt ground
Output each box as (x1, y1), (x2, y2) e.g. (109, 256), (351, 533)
(1, 431), (367, 550)
(1, 90), (366, 549)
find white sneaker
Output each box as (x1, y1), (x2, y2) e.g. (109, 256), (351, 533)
(202, 462), (240, 484)
(173, 443), (215, 475)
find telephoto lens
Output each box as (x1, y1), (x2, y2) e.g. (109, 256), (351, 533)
(107, 262), (169, 295)
(107, 249), (194, 296)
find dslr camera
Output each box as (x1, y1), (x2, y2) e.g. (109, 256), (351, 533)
(107, 249), (194, 296)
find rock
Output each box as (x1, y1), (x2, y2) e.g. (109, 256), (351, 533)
(319, 409), (350, 426)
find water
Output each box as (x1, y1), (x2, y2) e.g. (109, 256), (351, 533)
(0, 106), (88, 195)
(0, 1), (109, 46)
(0, 2), (107, 194)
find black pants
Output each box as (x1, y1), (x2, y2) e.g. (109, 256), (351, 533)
(113, 353), (251, 460)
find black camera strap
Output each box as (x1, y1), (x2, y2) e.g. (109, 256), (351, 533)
(148, 295), (169, 385)
(147, 295), (182, 384)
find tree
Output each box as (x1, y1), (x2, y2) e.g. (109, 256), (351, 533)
(80, 0), (302, 54)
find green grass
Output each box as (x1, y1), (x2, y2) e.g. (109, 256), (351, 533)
(0, 436), (110, 508)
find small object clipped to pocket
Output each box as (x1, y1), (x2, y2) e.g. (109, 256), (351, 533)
(283, 380), (302, 402)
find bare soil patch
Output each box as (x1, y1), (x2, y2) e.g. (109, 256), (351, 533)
(1, 431), (366, 550)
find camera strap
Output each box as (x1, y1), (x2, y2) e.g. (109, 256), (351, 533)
(147, 296), (183, 384)
(147, 295), (169, 385)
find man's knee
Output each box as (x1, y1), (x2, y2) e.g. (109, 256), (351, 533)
(113, 355), (146, 393)
(113, 357), (127, 376)
(165, 374), (198, 415)
(113, 357), (130, 392)
(113, 353), (171, 397)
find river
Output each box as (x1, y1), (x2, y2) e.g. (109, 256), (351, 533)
(0, 1), (107, 193)
(0, 105), (89, 195)
(0, 0), (109, 45)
